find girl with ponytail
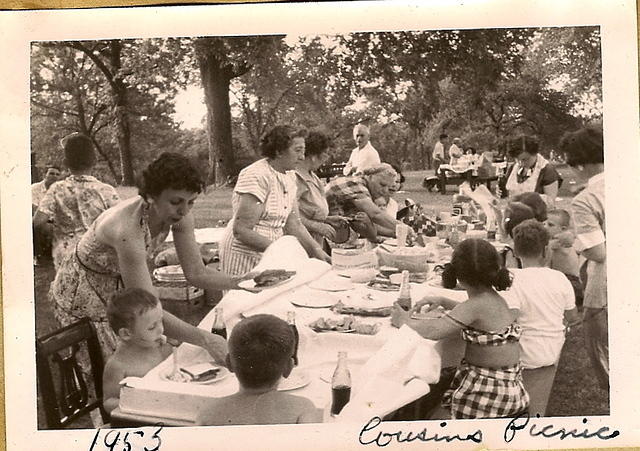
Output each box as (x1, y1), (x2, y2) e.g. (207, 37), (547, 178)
(392, 238), (529, 419)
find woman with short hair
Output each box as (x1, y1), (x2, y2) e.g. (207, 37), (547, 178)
(51, 152), (243, 366)
(219, 125), (331, 277)
(34, 133), (120, 270)
(294, 130), (348, 245)
(504, 136), (561, 208)
(325, 163), (399, 239)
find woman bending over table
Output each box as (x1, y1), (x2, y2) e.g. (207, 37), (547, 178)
(325, 163), (399, 240)
(392, 238), (529, 419)
(220, 125), (331, 277)
(294, 130), (349, 246)
(34, 133), (120, 270)
(51, 153), (245, 366)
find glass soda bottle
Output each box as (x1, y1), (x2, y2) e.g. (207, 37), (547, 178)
(210, 306), (227, 339)
(396, 270), (412, 311)
(287, 311), (299, 366)
(331, 351), (351, 416)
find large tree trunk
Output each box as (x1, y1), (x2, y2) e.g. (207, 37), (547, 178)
(109, 41), (135, 186)
(200, 63), (235, 185)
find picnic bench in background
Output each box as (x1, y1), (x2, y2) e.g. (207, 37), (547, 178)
(317, 162), (347, 182)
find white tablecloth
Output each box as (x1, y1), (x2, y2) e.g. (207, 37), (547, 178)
(165, 227), (227, 244)
(120, 237), (467, 423)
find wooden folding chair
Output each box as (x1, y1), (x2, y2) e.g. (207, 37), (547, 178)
(36, 317), (108, 429)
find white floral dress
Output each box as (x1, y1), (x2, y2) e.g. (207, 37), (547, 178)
(37, 175), (120, 269)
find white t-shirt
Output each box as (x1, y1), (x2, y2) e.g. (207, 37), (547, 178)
(502, 267), (576, 369)
(343, 142), (381, 175)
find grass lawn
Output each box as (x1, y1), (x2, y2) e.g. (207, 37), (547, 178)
(34, 167), (608, 428)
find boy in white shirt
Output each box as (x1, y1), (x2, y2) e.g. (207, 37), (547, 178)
(505, 219), (579, 417)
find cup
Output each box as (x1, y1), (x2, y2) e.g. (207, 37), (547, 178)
(396, 223), (409, 247)
(436, 222), (449, 240)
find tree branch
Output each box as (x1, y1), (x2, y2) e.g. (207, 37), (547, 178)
(31, 99), (79, 117)
(66, 41), (118, 91)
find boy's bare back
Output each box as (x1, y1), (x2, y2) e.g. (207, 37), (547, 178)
(197, 390), (322, 426)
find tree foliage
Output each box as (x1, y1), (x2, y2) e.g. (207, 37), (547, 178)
(31, 26), (601, 185)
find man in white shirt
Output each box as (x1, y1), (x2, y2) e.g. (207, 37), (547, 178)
(32, 165), (61, 212)
(343, 124), (381, 176)
(448, 137), (463, 165)
(32, 165), (61, 265)
(432, 133), (449, 174)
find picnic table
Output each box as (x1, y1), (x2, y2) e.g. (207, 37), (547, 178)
(434, 163), (505, 195)
(112, 237), (466, 427)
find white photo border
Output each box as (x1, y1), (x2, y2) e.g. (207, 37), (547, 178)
(1, 0), (639, 449)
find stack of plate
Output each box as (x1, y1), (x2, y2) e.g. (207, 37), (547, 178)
(153, 265), (186, 283)
(153, 265), (204, 305)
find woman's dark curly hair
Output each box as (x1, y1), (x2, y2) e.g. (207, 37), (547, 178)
(507, 135), (540, 158)
(61, 133), (96, 171)
(442, 238), (512, 291)
(139, 152), (204, 199)
(304, 131), (331, 158)
(261, 125), (307, 159)
(558, 125), (604, 167)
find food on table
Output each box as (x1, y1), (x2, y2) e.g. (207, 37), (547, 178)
(366, 277), (401, 291)
(167, 362), (223, 383)
(331, 301), (392, 317)
(253, 269), (296, 288)
(308, 316), (380, 335)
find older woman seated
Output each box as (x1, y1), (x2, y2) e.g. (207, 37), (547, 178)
(294, 131), (349, 245)
(325, 163), (399, 240)
(219, 125), (331, 277)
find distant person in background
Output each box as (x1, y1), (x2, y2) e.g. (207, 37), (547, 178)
(560, 125), (608, 391)
(504, 136), (561, 209)
(342, 123), (380, 176)
(448, 138), (463, 166)
(32, 165), (61, 265)
(34, 133), (120, 270)
(432, 134), (449, 174)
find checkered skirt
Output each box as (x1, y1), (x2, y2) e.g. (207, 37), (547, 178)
(442, 359), (530, 419)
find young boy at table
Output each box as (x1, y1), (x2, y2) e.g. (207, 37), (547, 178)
(196, 314), (322, 425)
(544, 209), (584, 305)
(505, 219), (579, 417)
(102, 288), (174, 414)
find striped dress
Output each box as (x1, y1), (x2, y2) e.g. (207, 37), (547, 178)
(220, 158), (297, 276)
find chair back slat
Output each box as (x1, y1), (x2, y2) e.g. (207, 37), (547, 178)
(36, 317), (108, 429)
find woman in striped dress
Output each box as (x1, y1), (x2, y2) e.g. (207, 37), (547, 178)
(220, 126), (331, 276)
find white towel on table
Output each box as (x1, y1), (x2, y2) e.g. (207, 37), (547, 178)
(336, 325), (441, 422)
(206, 236), (331, 327)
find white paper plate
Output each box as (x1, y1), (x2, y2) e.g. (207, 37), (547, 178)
(277, 368), (311, 391)
(308, 275), (353, 292)
(290, 293), (338, 309)
(160, 365), (231, 385)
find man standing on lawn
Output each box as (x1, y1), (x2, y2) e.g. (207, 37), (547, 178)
(432, 133), (449, 175)
(32, 165), (61, 265)
(343, 123), (381, 176)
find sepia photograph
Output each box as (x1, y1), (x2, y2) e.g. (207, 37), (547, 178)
(2, 1), (639, 450)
